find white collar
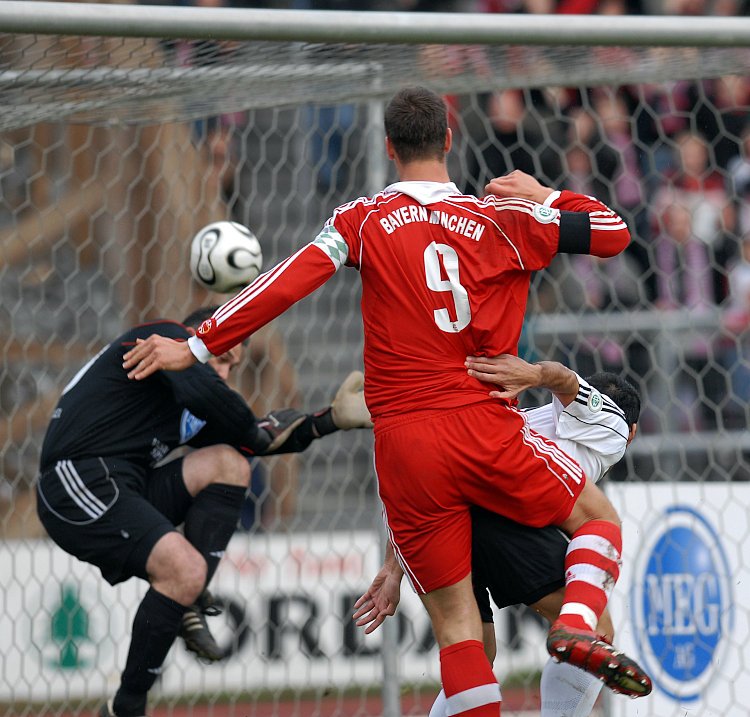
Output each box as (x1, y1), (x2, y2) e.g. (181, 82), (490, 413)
(384, 181), (460, 205)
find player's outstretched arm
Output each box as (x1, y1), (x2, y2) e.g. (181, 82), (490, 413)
(123, 335), (197, 379)
(466, 354), (579, 405)
(353, 543), (403, 634)
(485, 169), (630, 259)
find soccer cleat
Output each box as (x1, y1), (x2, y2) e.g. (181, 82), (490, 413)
(546, 620), (653, 698)
(179, 606), (223, 663)
(195, 588), (223, 617)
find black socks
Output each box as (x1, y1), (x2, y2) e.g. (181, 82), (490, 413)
(113, 588), (187, 716)
(184, 483), (246, 586)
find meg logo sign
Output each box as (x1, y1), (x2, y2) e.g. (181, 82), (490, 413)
(630, 505), (733, 701)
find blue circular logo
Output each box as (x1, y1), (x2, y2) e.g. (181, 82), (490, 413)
(631, 506), (733, 700)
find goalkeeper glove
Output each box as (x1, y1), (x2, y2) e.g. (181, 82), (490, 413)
(311, 371), (372, 437)
(256, 408), (308, 452)
(331, 370), (373, 430)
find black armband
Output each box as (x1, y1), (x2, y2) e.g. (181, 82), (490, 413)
(558, 211), (591, 254)
(312, 407), (338, 437)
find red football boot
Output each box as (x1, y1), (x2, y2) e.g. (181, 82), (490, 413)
(546, 620), (653, 698)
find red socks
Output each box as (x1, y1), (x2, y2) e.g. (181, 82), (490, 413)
(559, 519), (622, 631)
(440, 640), (502, 716)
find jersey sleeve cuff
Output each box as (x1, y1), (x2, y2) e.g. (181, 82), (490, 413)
(187, 335), (214, 364)
(543, 190), (561, 207)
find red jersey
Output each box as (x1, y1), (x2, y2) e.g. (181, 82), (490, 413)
(191, 182), (629, 419)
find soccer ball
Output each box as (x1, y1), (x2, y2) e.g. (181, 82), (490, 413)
(190, 221), (263, 293)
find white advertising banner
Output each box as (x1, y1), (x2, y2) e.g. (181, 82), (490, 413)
(1, 530), (548, 703)
(607, 483), (750, 717)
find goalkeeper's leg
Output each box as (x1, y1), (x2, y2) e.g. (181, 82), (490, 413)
(112, 533), (206, 717)
(148, 445), (251, 664)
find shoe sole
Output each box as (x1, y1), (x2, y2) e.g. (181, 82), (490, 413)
(547, 629), (653, 698)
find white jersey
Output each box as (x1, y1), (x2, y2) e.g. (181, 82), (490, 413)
(523, 374), (629, 483)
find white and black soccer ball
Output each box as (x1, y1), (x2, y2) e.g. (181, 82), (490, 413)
(190, 221), (263, 294)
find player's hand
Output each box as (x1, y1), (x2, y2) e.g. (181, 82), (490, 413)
(123, 336), (197, 379)
(257, 408), (308, 452)
(331, 371), (373, 430)
(466, 353), (542, 400)
(484, 170), (553, 205)
(352, 563), (403, 634)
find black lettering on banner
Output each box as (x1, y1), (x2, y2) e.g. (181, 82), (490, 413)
(208, 594), (251, 660)
(267, 594), (325, 659)
(341, 594), (379, 656)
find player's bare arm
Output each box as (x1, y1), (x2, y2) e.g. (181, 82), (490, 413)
(353, 541), (404, 634)
(122, 335), (197, 379)
(466, 354), (579, 405)
(483, 169), (554, 204)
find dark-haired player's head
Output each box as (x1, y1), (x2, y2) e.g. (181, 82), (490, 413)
(384, 86), (449, 164)
(182, 305), (220, 330)
(182, 305), (242, 382)
(586, 371), (641, 430)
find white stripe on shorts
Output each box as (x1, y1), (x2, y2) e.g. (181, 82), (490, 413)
(55, 460), (106, 519)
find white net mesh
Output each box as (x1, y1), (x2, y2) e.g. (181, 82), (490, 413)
(1, 30), (749, 128)
(1, 11), (749, 717)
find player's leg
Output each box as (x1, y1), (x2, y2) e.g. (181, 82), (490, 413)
(468, 509), (602, 716)
(180, 444), (250, 585)
(532, 589), (610, 717)
(533, 591), (615, 643)
(549, 479), (651, 697)
(420, 576), (502, 717)
(556, 479), (620, 634)
(457, 405), (650, 698)
(375, 413), (502, 717)
(428, 621), (497, 717)
(35, 457), (200, 717)
(147, 445), (250, 662)
(109, 532), (206, 717)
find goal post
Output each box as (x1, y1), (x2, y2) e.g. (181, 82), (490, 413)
(1, 5), (749, 717)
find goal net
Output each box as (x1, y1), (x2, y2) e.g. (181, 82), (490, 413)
(1, 5), (749, 717)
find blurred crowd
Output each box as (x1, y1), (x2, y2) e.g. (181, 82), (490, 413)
(157, 0), (750, 436)
(470, 78), (750, 435)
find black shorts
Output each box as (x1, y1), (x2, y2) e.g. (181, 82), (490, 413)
(471, 506), (568, 623)
(36, 456), (193, 585)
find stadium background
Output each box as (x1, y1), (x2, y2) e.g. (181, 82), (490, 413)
(1, 1), (749, 716)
